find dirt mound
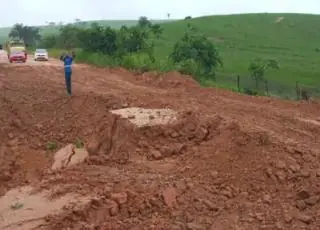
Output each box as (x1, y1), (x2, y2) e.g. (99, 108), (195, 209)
(1, 61), (320, 230)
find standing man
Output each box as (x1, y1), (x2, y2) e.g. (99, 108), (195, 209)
(60, 51), (76, 96)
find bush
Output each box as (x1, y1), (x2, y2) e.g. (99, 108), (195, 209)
(170, 26), (222, 80)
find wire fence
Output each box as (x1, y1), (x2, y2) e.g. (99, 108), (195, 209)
(214, 74), (320, 100)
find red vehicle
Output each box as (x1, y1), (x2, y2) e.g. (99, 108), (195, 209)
(9, 49), (27, 63)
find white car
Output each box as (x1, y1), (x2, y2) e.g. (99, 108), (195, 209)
(34, 48), (49, 61)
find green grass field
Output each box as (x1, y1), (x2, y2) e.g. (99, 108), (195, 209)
(1, 14), (320, 98)
(151, 13), (320, 96)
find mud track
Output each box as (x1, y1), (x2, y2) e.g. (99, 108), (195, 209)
(0, 52), (320, 229)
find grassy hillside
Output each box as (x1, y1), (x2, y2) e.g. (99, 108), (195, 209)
(152, 13), (320, 96)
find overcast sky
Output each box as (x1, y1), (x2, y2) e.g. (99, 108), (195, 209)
(1, 0), (319, 27)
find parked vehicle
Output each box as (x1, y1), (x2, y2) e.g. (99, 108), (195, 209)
(9, 48), (27, 63)
(34, 49), (49, 61)
(5, 39), (27, 61)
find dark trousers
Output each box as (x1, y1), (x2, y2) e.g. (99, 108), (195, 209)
(64, 71), (72, 95)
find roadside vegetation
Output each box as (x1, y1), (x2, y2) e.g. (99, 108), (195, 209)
(3, 13), (320, 99)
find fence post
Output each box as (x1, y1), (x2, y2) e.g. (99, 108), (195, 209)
(295, 81), (300, 100)
(237, 75), (240, 92)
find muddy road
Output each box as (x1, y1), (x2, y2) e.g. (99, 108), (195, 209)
(0, 50), (320, 230)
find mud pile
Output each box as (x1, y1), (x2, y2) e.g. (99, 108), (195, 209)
(0, 63), (320, 230)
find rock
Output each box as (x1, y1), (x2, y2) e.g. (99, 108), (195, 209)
(263, 194), (272, 204)
(221, 190), (233, 199)
(300, 170), (310, 178)
(296, 200), (307, 210)
(128, 115), (135, 119)
(304, 195), (320, 206)
(150, 150), (162, 160)
(51, 144), (74, 170)
(68, 148), (89, 167)
(275, 222), (283, 229)
(289, 164), (301, 173)
(295, 212), (312, 224)
(284, 213), (292, 223)
(110, 192), (128, 205)
(0, 172), (12, 181)
(105, 199), (119, 216)
(210, 171), (218, 178)
(186, 223), (205, 230)
(276, 171), (285, 181)
(87, 139), (100, 154)
(275, 160), (286, 169)
(316, 170), (320, 177)
(8, 133), (14, 139)
(170, 132), (179, 138)
(202, 199), (218, 211)
(296, 190), (310, 200)
(162, 187), (177, 208)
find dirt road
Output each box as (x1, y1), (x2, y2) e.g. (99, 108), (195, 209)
(0, 50), (320, 230)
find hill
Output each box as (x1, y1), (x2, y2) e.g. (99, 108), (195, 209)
(0, 19), (172, 42)
(152, 13), (320, 96)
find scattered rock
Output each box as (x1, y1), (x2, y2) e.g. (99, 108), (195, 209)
(304, 196), (320, 206)
(276, 171), (285, 181)
(284, 213), (292, 223)
(8, 133), (14, 139)
(202, 199), (218, 211)
(0, 172), (12, 182)
(296, 200), (307, 210)
(294, 212), (312, 224)
(300, 170), (310, 178)
(210, 171), (218, 178)
(221, 189), (233, 199)
(289, 164), (301, 173)
(263, 194), (272, 204)
(110, 192), (128, 205)
(150, 150), (162, 160)
(275, 222), (284, 229)
(275, 160), (286, 169)
(186, 222), (205, 230)
(296, 190), (310, 200)
(162, 187), (177, 208)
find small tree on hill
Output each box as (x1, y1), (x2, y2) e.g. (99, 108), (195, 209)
(170, 27), (222, 80)
(248, 58), (279, 90)
(138, 16), (152, 28)
(150, 24), (163, 38)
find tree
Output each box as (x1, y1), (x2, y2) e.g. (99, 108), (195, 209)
(150, 24), (163, 38)
(9, 23), (41, 46)
(57, 24), (81, 49)
(248, 58), (279, 90)
(78, 23), (117, 55)
(170, 27), (222, 80)
(138, 16), (151, 28)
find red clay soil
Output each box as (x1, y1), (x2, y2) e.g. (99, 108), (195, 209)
(0, 61), (320, 230)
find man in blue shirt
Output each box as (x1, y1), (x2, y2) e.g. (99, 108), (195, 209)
(60, 51), (75, 96)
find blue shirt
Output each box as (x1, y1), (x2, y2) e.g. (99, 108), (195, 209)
(62, 55), (73, 72)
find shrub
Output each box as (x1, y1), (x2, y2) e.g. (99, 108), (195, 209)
(170, 26), (222, 80)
